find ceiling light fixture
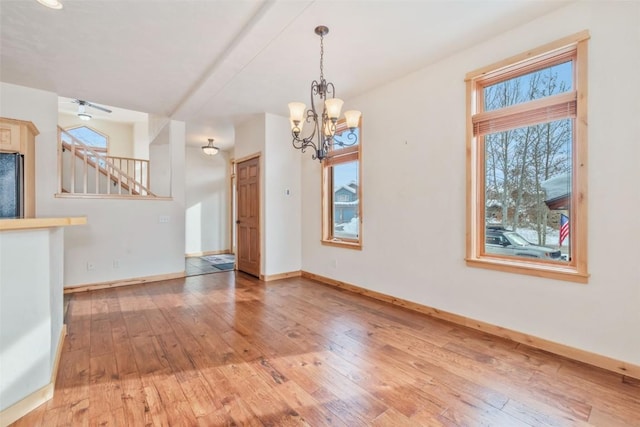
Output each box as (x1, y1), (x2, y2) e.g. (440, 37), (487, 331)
(202, 138), (219, 156)
(288, 26), (361, 162)
(77, 103), (91, 121)
(36, 0), (63, 10)
(73, 99), (112, 121)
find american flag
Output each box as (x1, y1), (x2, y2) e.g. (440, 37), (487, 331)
(559, 214), (569, 246)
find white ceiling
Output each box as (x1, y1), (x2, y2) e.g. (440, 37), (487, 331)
(1, 0), (571, 149)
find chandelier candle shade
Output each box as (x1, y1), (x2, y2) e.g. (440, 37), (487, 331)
(288, 26), (361, 162)
(202, 138), (219, 156)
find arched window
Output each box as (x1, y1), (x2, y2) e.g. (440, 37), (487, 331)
(64, 126), (108, 154)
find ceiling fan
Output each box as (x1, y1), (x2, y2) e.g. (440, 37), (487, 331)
(71, 99), (112, 121)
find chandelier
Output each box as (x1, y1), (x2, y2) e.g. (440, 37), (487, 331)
(288, 26), (361, 162)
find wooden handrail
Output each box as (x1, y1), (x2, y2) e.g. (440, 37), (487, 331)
(106, 155), (147, 162)
(62, 141), (140, 195)
(59, 127), (155, 197)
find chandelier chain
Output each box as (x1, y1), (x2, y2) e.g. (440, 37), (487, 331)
(319, 33), (324, 82)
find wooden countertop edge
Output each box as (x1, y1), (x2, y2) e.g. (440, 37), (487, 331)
(0, 216), (87, 231)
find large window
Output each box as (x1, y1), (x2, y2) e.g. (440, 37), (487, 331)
(322, 118), (362, 249)
(466, 31), (589, 283)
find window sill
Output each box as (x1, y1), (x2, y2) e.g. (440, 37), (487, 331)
(466, 257), (589, 284)
(321, 239), (362, 250)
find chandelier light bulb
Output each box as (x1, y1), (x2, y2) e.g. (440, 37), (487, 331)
(324, 98), (344, 120)
(288, 102), (306, 124)
(344, 110), (362, 129)
(323, 120), (333, 137)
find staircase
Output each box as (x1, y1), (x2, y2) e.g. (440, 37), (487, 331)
(58, 127), (155, 197)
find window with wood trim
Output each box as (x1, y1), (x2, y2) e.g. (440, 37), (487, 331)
(322, 118), (362, 249)
(465, 31), (589, 283)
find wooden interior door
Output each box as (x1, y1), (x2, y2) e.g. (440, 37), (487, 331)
(236, 156), (260, 277)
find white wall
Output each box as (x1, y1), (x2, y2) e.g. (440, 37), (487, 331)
(0, 229), (54, 410)
(234, 114), (265, 160)
(133, 120), (150, 159)
(58, 112), (135, 158)
(301, 1), (640, 365)
(48, 227), (64, 366)
(148, 125), (172, 197)
(0, 82), (187, 288)
(0, 89), (68, 406)
(185, 146), (230, 255)
(234, 114), (302, 276)
(264, 113), (301, 275)
(0, 226), (65, 413)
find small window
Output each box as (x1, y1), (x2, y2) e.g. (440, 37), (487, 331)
(466, 31), (589, 283)
(322, 118), (362, 249)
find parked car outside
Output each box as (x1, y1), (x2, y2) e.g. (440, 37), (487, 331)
(485, 226), (562, 260)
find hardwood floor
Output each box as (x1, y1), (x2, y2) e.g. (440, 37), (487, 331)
(12, 272), (640, 426)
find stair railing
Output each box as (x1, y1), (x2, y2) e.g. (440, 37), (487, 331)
(107, 156), (150, 192)
(58, 127), (155, 197)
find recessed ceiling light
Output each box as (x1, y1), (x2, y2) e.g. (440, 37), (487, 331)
(36, 0), (63, 10)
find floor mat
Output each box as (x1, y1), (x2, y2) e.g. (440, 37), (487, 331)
(185, 254), (235, 277)
(201, 254), (235, 265)
(212, 262), (235, 271)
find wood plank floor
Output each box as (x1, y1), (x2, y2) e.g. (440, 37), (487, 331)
(12, 272), (640, 426)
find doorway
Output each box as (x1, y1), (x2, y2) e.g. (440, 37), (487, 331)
(235, 155), (260, 277)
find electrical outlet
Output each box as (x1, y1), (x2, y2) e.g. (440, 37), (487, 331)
(86, 262), (95, 271)
(331, 259), (338, 268)
(113, 259), (120, 269)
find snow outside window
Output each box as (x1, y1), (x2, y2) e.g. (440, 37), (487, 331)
(322, 118), (362, 249)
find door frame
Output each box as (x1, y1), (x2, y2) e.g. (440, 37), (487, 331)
(229, 158), (236, 255)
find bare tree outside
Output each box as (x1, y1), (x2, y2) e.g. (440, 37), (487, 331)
(483, 61), (572, 256)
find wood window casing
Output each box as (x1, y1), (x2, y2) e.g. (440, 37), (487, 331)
(321, 119), (363, 250)
(465, 31), (589, 283)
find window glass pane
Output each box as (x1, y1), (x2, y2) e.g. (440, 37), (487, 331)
(483, 61), (573, 112)
(484, 118), (572, 262)
(333, 126), (359, 148)
(332, 161), (359, 239)
(67, 127), (108, 150)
